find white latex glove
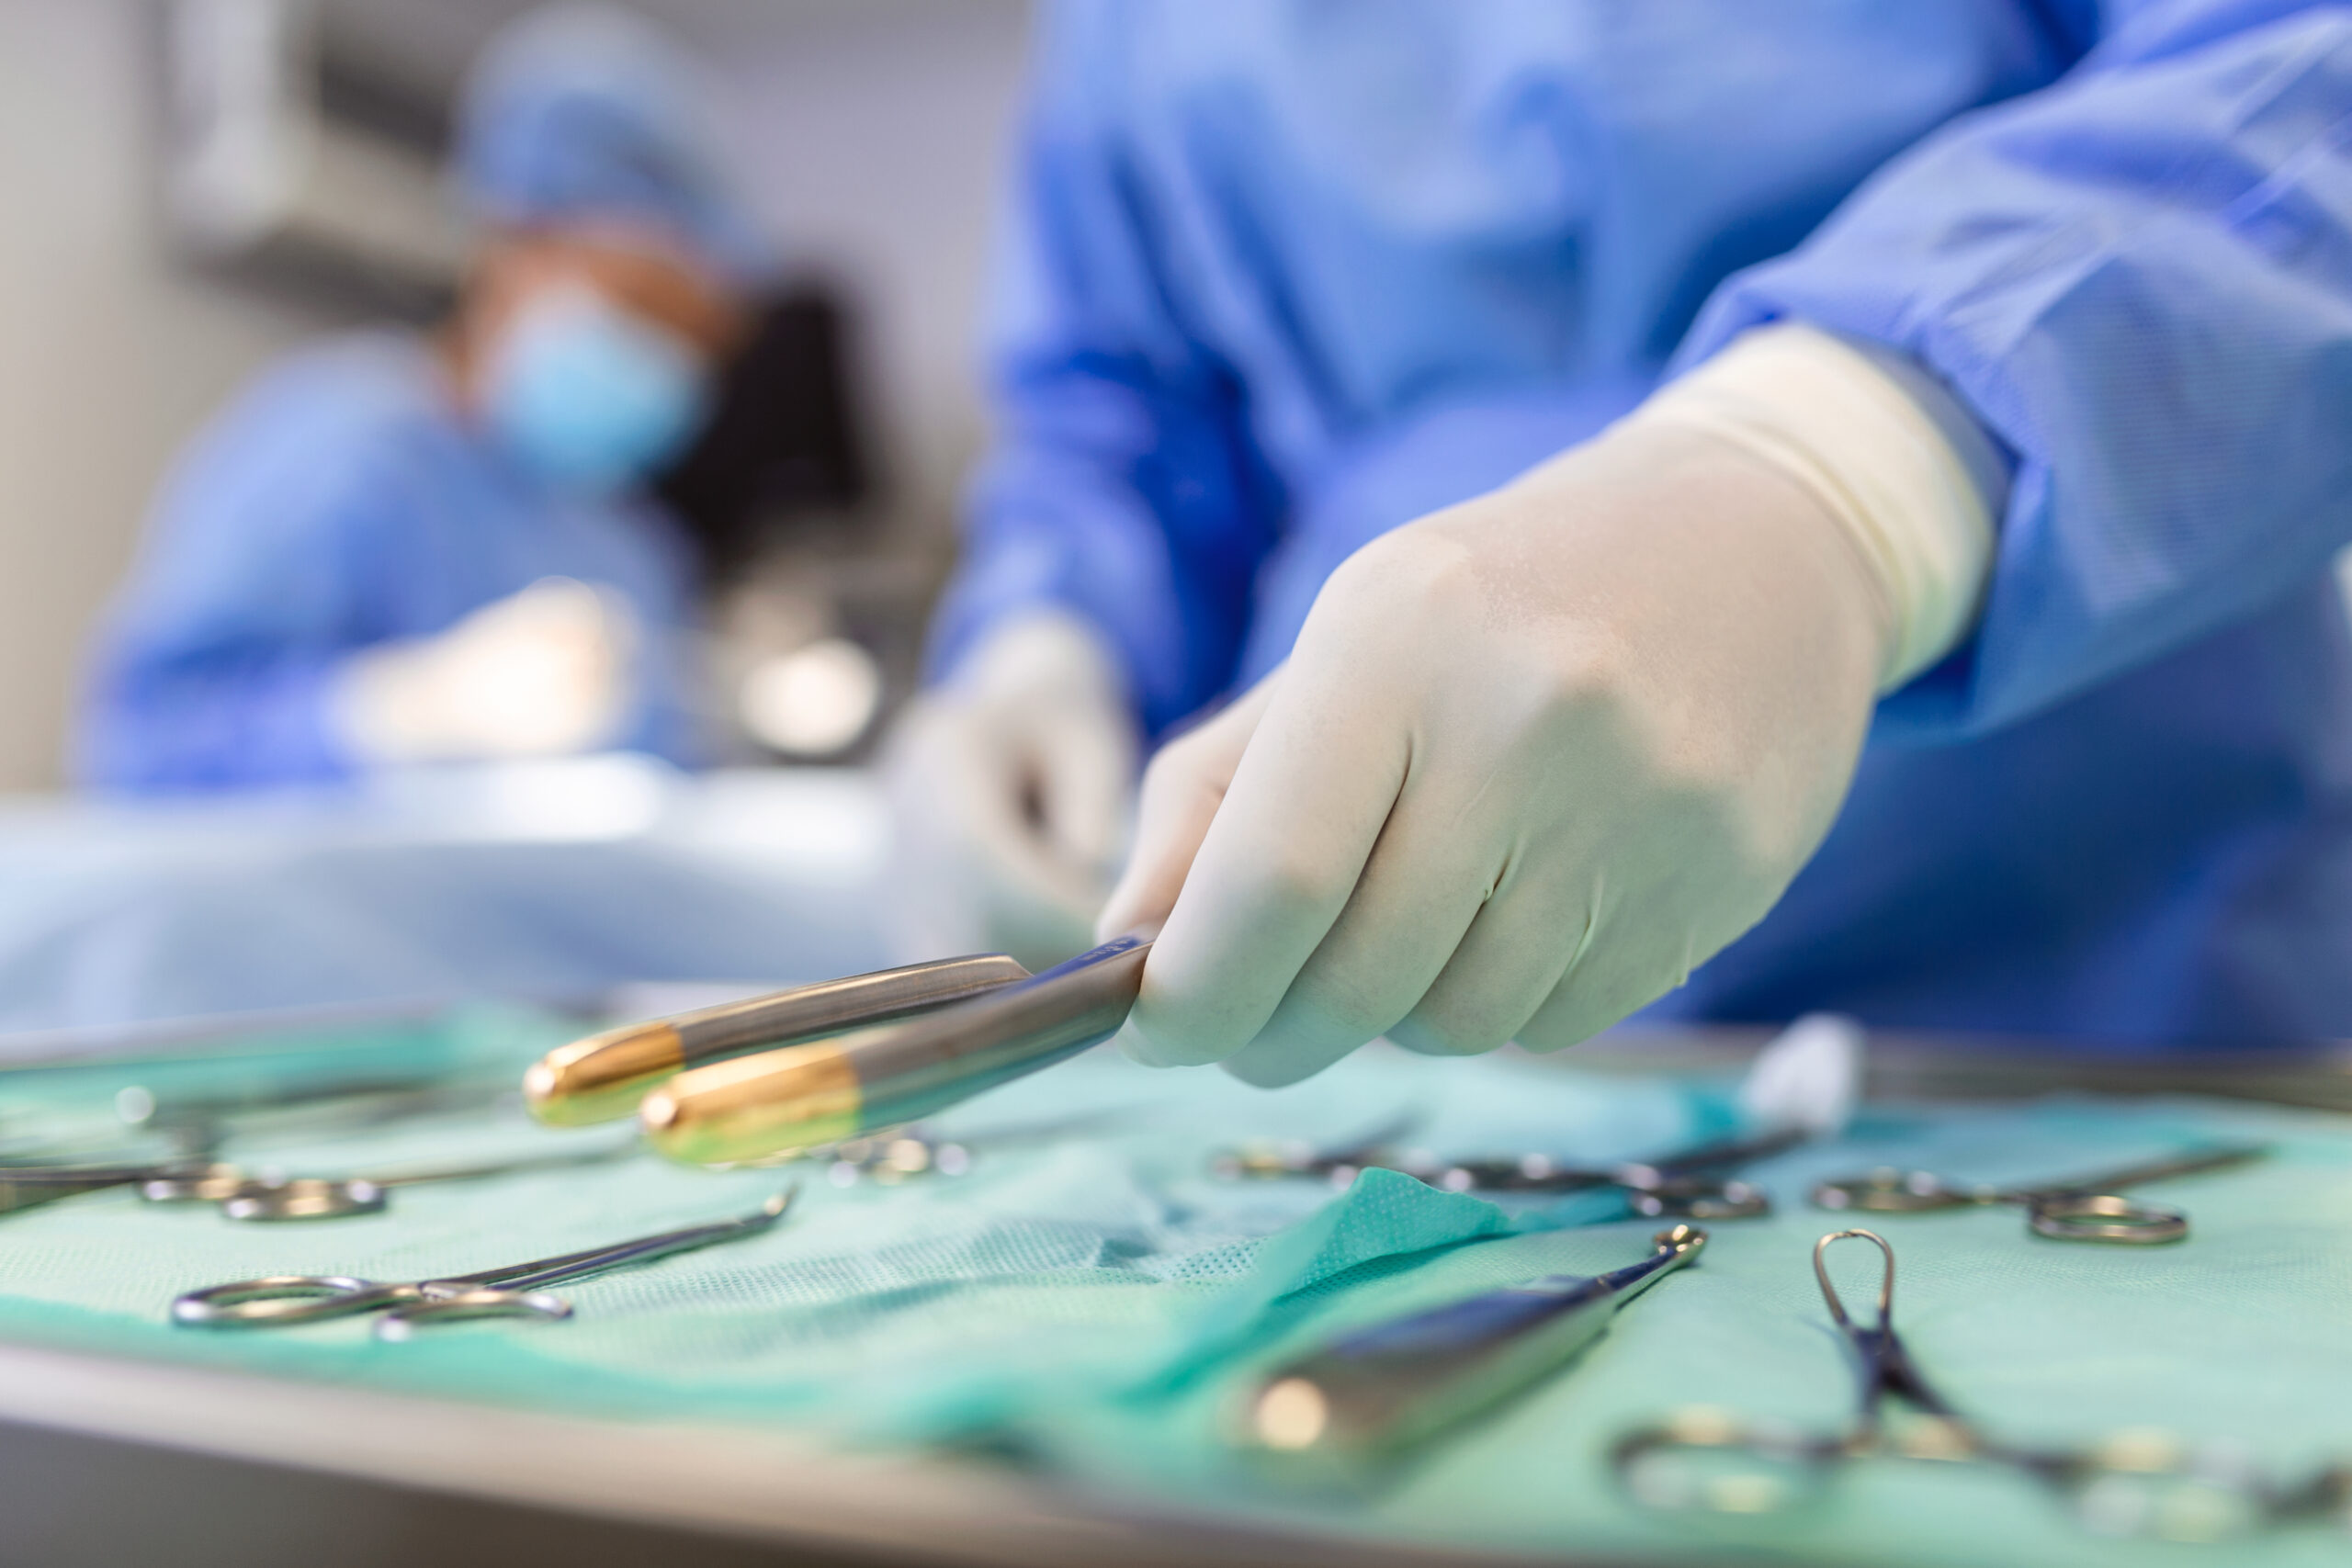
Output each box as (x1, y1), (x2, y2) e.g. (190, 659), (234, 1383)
(884, 608), (1138, 971)
(334, 576), (636, 763)
(1097, 324), (1995, 1085)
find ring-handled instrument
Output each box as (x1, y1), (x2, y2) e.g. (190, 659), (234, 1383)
(3, 1139), (638, 1223)
(1810, 1142), (2267, 1244)
(1219, 1124), (1805, 1221)
(1613, 1228), (2350, 1540)
(171, 1189), (796, 1338)
(1239, 1224), (1706, 1478)
(144, 1137), (641, 1221)
(636, 935), (1151, 1167)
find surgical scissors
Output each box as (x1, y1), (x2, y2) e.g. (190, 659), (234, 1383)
(3, 1139), (639, 1221)
(172, 1189), (796, 1338)
(1810, 1143), (2266, 1243)
(1612, 1229), (2352, 1540)
(1216, 1123), (1805, 1220)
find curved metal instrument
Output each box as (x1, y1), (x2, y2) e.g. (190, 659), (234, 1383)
(1810, 1144), (2266, 1244)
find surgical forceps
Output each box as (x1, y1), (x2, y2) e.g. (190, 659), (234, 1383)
(172, 1189), (796, 1338)
(1218, 1123), (1806, 1220)
(1810, 1143), (2266, 1244)
(2, 1139), (637, 1221)
(1612, 1229), (2352, 1540)
(627, 936), (1152, 1166)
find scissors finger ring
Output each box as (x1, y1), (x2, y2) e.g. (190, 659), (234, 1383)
(171, 1274), (414, 1327)
(374, 1287), (573, 1341)
(2025, 1192), (2188, 1245)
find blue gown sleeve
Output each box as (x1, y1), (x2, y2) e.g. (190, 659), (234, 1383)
(925, 1), (1283, 738)
(74, 381), (398, 794)
(1678, 0), (2352, 739)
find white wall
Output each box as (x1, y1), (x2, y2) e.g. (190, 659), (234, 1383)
(0, 1), (342, 789)
(0, 0), (1034, 791)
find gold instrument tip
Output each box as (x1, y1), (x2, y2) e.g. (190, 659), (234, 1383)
(640, 1041), (864, 1167)
(523, 1021), (687, 1127)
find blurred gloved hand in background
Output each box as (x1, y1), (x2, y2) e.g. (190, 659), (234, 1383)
(1097, 324), (1996, 1085)
(886, 608), (1138, 971)
(333, 576), (639, 765)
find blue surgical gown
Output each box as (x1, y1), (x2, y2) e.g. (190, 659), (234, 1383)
(930, 0), (2352, 1047)
(80, 333), (705, 791)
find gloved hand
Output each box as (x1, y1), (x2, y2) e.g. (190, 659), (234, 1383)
(884, 608), (1138, 971)
(1097, 324), (1996, 1085)
(334, 576), (637, 763)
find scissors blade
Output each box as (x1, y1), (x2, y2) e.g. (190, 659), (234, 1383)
(450, 1189), (797, 1293)
(1634, 1125), (1811, 1180)
(0, 1170), (141, 1213)
(2024, 1143), (2268, 1199)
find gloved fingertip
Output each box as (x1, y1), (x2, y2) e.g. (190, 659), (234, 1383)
(1112, 1002), (1232, 1070)
(1093, 870), (1165, 946)
(1094, 890), (1140, 946)
(1110, 1019), (1183, 1069)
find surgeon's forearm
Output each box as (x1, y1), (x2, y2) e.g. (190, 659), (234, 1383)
(1622, 322), (2000, 692)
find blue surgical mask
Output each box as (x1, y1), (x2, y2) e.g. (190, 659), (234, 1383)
(481, 284), (711, 494)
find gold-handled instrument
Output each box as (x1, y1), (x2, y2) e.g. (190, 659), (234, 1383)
(639, 935), (1152, 1166)
(524, 953), (1033, 1126)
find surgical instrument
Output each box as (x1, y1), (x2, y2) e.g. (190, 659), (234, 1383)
(4, 1139), (637, 1221)
(1611, 1229), (2351, 1540)
(172, 1189), (796, 1338)
(526, 953), (1034, 1126)
(1218, 1124), (1804, 1220)
(1240, 1225), (1706, 1475)
(638, 935), (1151, 1166)
(1810, 1143), (2267, 1244)
(116, 1073), (513, 1160)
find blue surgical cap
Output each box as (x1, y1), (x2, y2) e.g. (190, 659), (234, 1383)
(455, 4), (770, 285)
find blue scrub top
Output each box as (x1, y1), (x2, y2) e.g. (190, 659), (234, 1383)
(79, 332), (706, 792)
(930, 0), (2352, 1047)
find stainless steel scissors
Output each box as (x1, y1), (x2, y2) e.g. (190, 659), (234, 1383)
(3, 1139), (638, 1222)
(1218, 1122), (1805, 1220)
(171, 1189), (795, 1338)
(1613, 1229), (2352, 1541)
(1810, 1142), (2266, 1243)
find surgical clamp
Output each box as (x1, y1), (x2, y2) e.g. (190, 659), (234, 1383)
(1613, 1228), (2352, 1540)
(1219, 1123), (1807, 1220)
(4, 1139), (637, 1221)
(1810, 1142), (2267, 1243)
(172, 1189), (795, 1337)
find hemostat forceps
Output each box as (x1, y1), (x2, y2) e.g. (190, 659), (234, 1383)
(1612, 1228), (2352, 1540)
(1219, 1123), (1805, 1220)
(3, 1139), (637, 1222)
(171, 1189), (794, 1338)
(1810, 1142), (2266, 1244)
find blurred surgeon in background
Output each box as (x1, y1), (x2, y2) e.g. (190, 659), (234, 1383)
(897, 0), (2352, 1078)
(78, 6), (758, 793)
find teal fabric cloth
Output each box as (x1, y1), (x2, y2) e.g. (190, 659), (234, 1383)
(0, 1010), (2346, 1565)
